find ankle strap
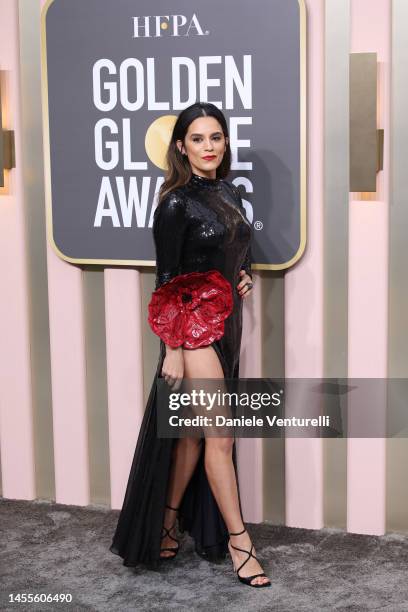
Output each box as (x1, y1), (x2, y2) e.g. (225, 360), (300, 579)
(166, 504), (179, 511)
(229, 527), (246, 536)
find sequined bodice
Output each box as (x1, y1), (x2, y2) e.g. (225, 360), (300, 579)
(153, 173), (252, 294)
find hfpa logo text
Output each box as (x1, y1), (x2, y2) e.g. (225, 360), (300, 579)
(132, 15), (209, 38)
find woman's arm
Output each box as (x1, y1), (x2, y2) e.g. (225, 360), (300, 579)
(152, 190), (188, 384)
(241, 244), (253, 281)
(232, 184), (253, 280)
(153, 190), (188, 290)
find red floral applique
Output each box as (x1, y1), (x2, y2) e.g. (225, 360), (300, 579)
(148, 269), (233, 349)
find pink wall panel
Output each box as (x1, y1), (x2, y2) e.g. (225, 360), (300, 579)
(347, 0), (390, 536)
(237, 277), (263, 522)
(285, 0), (324, 529)
(0, 0), (35, 499)
(41, 0), (90, 505)
(105, 269), (144, 509)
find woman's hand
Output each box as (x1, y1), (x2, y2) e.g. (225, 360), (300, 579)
(237, 270), (253, 299)
(162, 345), (184, 390)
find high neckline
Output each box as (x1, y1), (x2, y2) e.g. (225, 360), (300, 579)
(189, 172), (222, 190)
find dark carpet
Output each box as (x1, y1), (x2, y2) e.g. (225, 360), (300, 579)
(1, 498), (408, 611)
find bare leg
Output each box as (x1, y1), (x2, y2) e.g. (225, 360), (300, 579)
(182, 345), (270, 586)
(160, 437), (202, 557)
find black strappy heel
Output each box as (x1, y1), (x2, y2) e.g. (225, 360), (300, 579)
(160, 504), (180, 560)
(228, 527), (271, 588)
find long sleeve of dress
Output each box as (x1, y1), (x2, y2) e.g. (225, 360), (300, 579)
(232, 185), (253, 280)
(153, 190), (188, 290)
(241, 243), (253, 281)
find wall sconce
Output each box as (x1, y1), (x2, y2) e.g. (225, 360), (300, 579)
(0, 78), (15, 188)
(350, 52), (383, 193)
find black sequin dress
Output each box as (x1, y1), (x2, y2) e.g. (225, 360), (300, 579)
(109, 172), (253, 569)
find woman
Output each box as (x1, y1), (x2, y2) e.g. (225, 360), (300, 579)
(110, 102), (271, 588)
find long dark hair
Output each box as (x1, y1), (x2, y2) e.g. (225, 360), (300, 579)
(158, 102), (231, 204)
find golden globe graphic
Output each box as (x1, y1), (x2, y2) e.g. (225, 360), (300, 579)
(145, 115), (178, 171)
(41, 0), (306, 269)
